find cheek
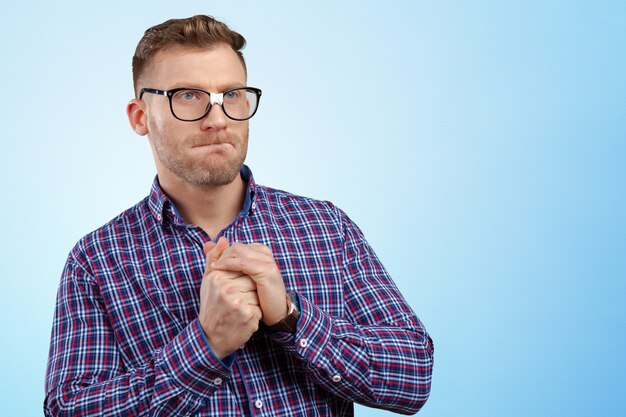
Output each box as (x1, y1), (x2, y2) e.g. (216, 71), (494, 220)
(234, 121), (249, 140)
(148, 113), (179, 144)
(146, 101), (177, 132)
(147, 111), (167, 134)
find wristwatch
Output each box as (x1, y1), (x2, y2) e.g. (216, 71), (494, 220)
(267, 291), (300, 333)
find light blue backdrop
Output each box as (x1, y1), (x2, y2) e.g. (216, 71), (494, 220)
(0, 1), (624, 416)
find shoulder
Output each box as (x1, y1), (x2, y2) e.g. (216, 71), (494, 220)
(255, 184), (345, 221)
(67, 197), (152, 270)
(252, 184), (367, 240)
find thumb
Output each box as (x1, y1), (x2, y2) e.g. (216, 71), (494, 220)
(203, 237), (230, 274)
(203, 241), (216, 255)
(202, 236), (228, 275)
(203, 236), (230, 258)
(213, 236), (230, 259)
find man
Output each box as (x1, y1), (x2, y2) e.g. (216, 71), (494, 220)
(45, 15), (433, 416)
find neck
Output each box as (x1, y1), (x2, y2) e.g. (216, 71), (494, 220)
(157, 170), (247, 241)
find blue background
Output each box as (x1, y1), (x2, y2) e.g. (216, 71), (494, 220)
(1, 1), (624, 416)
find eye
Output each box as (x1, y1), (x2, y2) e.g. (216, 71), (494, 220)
(224, 90), (241, 100)
(181, 91), (198, 100)
(173, 90), (201, 101)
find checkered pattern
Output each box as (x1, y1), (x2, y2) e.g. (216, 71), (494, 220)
(45, 167), (433, 416)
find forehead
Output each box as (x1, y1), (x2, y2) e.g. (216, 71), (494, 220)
(146, 43), (246, 90)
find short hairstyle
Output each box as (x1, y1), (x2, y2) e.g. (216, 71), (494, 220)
(132, 15), (247, 96)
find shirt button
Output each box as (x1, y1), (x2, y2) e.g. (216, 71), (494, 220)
(213, 377), (222, 386)
(299, 339), (308, 348)
(332, 374), (342, 382)
(254, 400), (263, 409)
(156, 214), (162, 221)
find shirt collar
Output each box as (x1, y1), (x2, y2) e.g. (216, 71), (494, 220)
(148, 164), (257, 225)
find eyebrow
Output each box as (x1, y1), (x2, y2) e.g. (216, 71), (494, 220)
(167, 82), (245, 91)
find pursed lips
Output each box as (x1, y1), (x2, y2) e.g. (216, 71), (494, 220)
(191, 141), (234, 148)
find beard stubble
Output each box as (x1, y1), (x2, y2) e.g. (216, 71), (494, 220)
(152, 128), (249, 188)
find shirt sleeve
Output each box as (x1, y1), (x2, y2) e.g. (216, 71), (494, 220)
(44, 251), (233, 417)
(269, 207), (434, 415)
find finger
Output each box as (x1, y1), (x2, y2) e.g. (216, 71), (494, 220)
(216, 236), (229, 252)
(211, 252), (273, 277)
(203, 237), (230, 274)
(246, 304), (263, 322)
(219, 242), (266, 259)
(247, 243), (273, 256)
(202, 241), (216, 255)
(209, 236), (230, 261)
(240, 290), (261, 306)
(220, 275), (258, 293)
(239, 291), (261, 308)
(210, 269), (251, 281)
(231, 276), (258, 292)
(205, 236), (229, 256)
(213, 243), (272, 271)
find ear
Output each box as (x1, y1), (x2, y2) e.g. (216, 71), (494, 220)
(126, 98), (148, 136)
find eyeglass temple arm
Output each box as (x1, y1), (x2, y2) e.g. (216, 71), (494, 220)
(139, 88), (168, 99)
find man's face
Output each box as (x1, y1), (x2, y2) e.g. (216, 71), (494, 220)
(141, 44), (249, 187)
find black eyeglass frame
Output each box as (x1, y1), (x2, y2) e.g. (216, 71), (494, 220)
(139, 86), (262, 122)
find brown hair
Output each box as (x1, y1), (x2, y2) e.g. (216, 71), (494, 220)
(132, 15), (247, 96)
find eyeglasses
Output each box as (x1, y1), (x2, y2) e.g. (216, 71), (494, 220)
(139, 87), (262, 121)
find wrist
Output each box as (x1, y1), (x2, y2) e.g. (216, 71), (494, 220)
(200, 321), (232, 360)
(266, 292), (300, 333)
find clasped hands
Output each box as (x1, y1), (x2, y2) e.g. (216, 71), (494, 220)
(198, 236), (288, 359)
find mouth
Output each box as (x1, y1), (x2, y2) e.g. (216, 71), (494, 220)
(192, 142), (234, 148)
(191, 142), (235, 152)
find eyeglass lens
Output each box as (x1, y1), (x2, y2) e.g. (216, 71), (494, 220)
(171, 88), (259, 121)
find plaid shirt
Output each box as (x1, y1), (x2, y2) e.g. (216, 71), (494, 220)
(45, 167), (433, 416)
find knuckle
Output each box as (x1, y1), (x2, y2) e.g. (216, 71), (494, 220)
(217, 287), (229, 300)
(247, 306), (261, 321)
(231, 242), (245, 252)
(207, 271), (220, 282)
(252, 243), (271, 255)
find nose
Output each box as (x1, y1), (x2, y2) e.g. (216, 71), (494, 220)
(200, 103), (228, 131)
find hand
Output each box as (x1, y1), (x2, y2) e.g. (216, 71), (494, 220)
(198, 237), (262, 359)
(210, 242), (289, 326)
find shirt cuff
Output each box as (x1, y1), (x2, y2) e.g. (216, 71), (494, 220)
(197, 321), (236, 368)
(269, 293), (334, 368)
(154, 318), (234, 400)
